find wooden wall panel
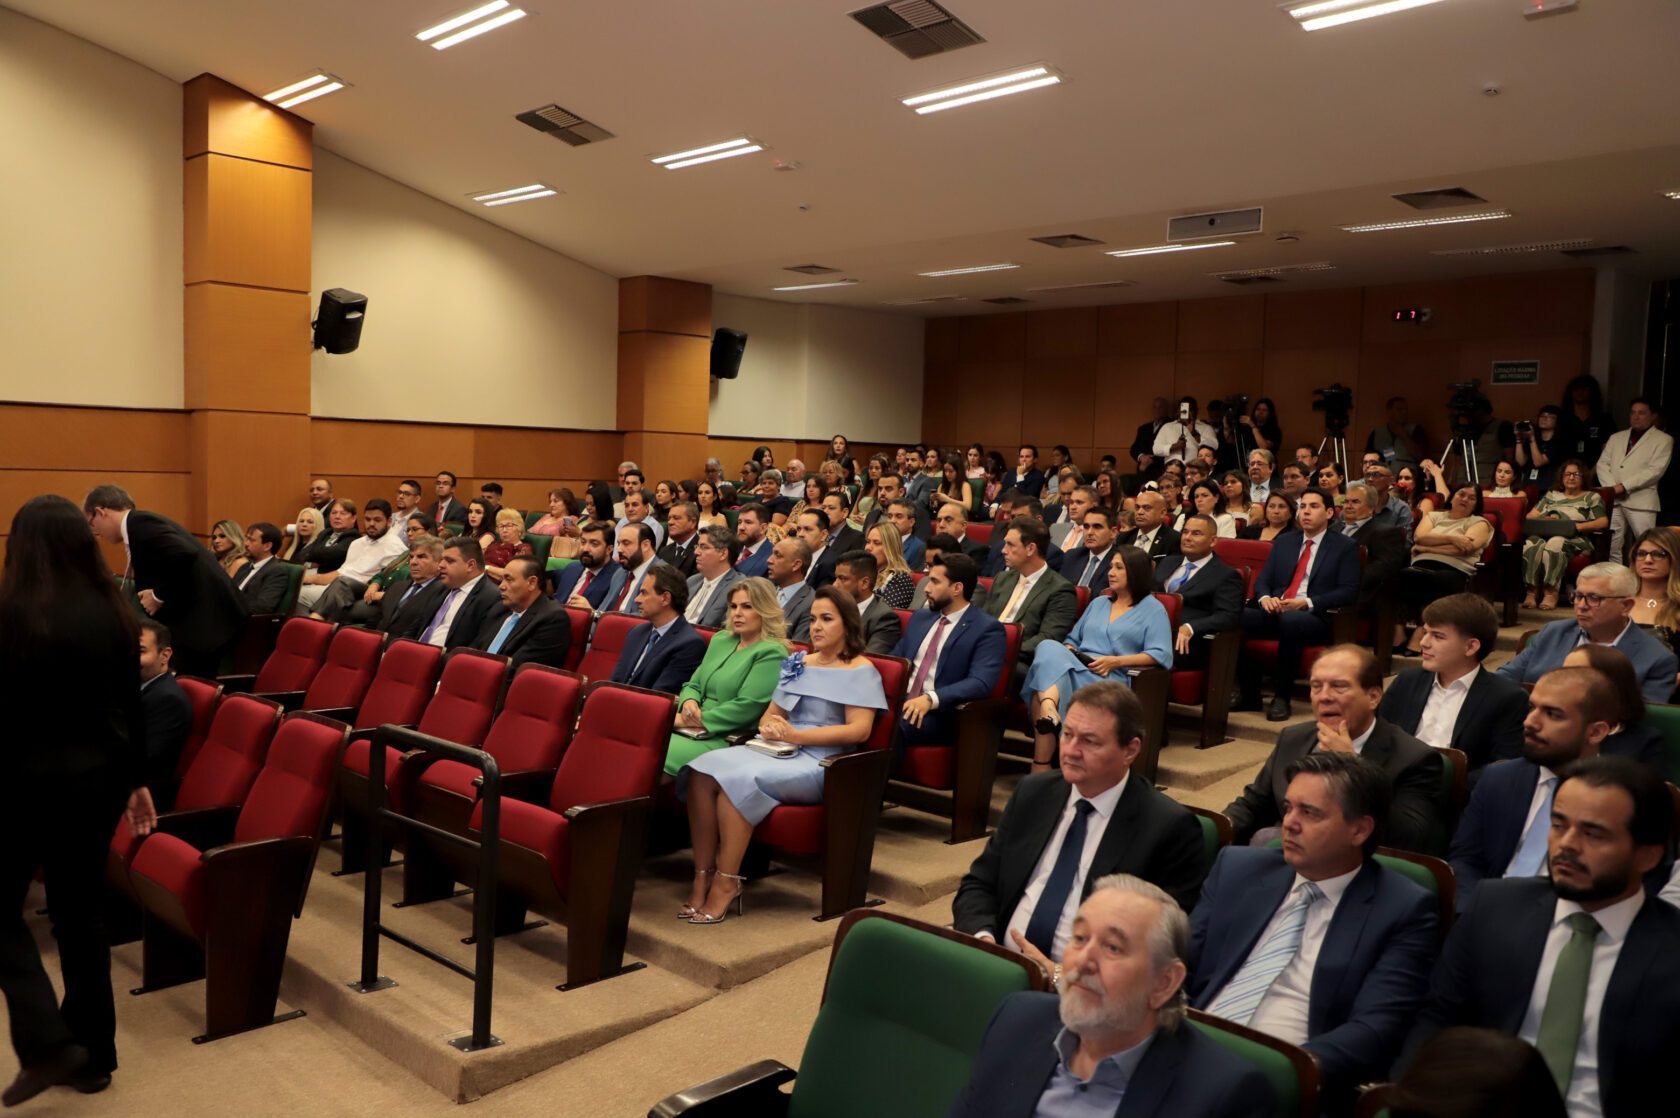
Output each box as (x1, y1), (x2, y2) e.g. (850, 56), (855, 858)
(1021, 356), (1096, 449)
(959, 314), (1026, 363)
(618, 276), (711, 337)
(1264, 289), (1363, 350)
(184, 74), (312, 170)
(1457, 334), (1590, 417)
(1094, 355), (1175, 451)
(473, 429), (625, 481)
(184, 284), (312, 413)
(925, 318), (960, 365)
(1262, 348), (1362, 451)
(0, 470), (191, 531)
(620, 432), (713, 485)
(1098, 302), (1176, 355)
(0, 405), (189, 472)
(311, 419), (462, 476)
(1361, 282), (1466, 344)
(957, 362), (1023, 449)
(617, 332), (710, 433)
(1176, 351), (1264, 409)
(190, 411), (310, 533)
(1026, 308), (1098, 358)
(183, 154), (311, 292)
(1461, 270), (1594, 338)
(1177, 296), (1265, 352)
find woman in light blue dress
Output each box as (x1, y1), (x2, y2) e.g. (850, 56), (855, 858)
(679, 586), (887, 924)
(1022, 545), (1170, 772)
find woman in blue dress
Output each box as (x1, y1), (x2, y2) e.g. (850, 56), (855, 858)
(1022, 545), (1170, 773)
(679, 586), (887, 924)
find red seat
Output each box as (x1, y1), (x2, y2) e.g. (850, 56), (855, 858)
(965, 523), (992, 546)
(129, 712), (346, 1043)
(910, 571), (926, 586)
(353, 638), (443, 732)
(894, 608), (913, 631)
(235, 617), (333, 697)
(172, 676), (225, 781)
(1240, 543), (1362, 691)
(753, 654), (912, 918)
(978, 576), (993, 595)
(575, 611), (641, 684)
(1156, 591), (1245, 750)
(1213, 538), (1272, 577)
(1074, 586), (1091, 612)
(467, 682), (677, 987)
(297, 625), (384, 716)
(561, 605), (593, 672)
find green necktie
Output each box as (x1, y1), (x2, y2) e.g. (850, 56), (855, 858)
(1535, 911), (1601, 1096)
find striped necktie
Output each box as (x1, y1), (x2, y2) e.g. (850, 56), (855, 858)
(1204, 881), (1323, 1025)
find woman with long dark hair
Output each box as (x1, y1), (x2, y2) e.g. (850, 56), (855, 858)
(0, 496), (155, 1100)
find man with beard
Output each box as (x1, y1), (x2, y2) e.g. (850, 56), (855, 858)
(948, 875), (1275, 1118)
(552, 521), (625, 611)
(1405, 755), (1680, 1118)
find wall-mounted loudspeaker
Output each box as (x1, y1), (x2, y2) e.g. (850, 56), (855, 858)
(313, 288), (368, 354)
(711, 327), (748, 379)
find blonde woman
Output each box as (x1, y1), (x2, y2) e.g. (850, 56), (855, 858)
(1629, 527), (1680, 660)
(864, 520), (916, 610)
(483, 508), (533, 581)
(664, 577), (789, 778)
(280, 506), (323, 562)
(209, 518), (249, 581)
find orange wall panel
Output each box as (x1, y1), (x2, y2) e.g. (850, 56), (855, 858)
(1026, 308), (1099, 358)
(183, 74), (312, 170)
(1176, 296), (1265, 352)
(617, 332), (710, 434)
(183, 154), (312, 292)
(959, 314), (1026, 363)
(618, 276), (711, 337)
(1264, 289), (1363, 350)
(0, 405), (189, 473)
(1021, 355), (1096, 449)
(184, 283), (312, 414)
(1098, 302), (1177, 355)
(1093, 355), (1176, 450)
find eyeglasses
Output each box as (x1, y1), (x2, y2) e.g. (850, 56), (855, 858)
(1570, 592), (1631, 607)
(1633, 550), (1670, 561)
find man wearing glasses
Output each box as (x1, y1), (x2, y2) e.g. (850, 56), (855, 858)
(1497, 562), (1677, 702)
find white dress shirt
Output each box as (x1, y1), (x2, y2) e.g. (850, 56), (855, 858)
(236, 555), (273, 589)
(1517, 890), (1645, 1118)
(339, 529), (410, 585)
(1415, 665), (1479, 749)
(911, 603), (968, 709)
(1002, 775), (1129, 961)
(1152, 420), (1219, 463)
(426, 573), (484, 647)
(1244, 865), (1361, 1045)
(686, 572), (726, 623)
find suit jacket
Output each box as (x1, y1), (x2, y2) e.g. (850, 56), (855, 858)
(946, 992), (1274, 1118)
(1057, 544), (1116, 592)
(125, 510), (248, 666)
(733, 539), (772, 579)
(1379, 666), (1529, 771)
(900, 533), (927, 571)
(233, 558), (291, 615)
(1223, 719), (1445, 854)
(1152, 554), (1244, 637)
(551, 561), (626, 612)
(954, 771), (1206, 927)
(140, 671), (193, 793)
(1249, 528), (1360, 614)
(1447, 758), (1541, 913)
(611, 617), (708, 693)
(442, 575), (502, 651)
(1189, 848), (1438, 1092)
(1117, 523), (1181, 562)
(981, 566), (1079, 661)
(1343, 518), (1407, 606)
(658, 533), (701, 579)
(378, 576), (446, 637)
(1402, 877), (1680, 1118)
(1498, 617), (1678, 703)
(1001, 468), (1045, 501)
(858, 595), (904, 656)
(891, 605), (1007, 737)
(432, 497), (469, 525)
(1596, 426), (1673, 510)
(685, 567), (743, 629)
(471, 594), (571, 671)
(780, 582), (815, 643)
(808, 525), (866, 589)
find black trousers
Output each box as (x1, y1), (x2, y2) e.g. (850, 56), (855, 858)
(1395, 560), (1471, 622)
(1239, 607), (1333, 695)
(0, 770), (127, 1073)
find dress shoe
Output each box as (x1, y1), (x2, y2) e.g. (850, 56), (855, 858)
(1230, 689), (1262, 713)
(2, 1043), (88, 1107)
(1266, 696), (1292, 722)
(70, 1071), (112, 1095)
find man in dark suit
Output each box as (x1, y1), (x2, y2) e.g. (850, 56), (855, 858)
(1234, 487), (1361, 721)
(955, 681), (1206, 950)
(893, 553), (1007, 748)
(1058, 507), (1120, 593)
(471, 557), (570, 671)
(378, 537), (448, 638)
(1224, 644), (1445, 854)
(981, 517), (1079, 686)
(832, 551), (903, 656)
(657, 501), (701, 579)
(1001, 444), (1046, 505)
(731, 504), (774, 579)
(552, 521), (625, 611)
(612, 565), (707, 693)
(1117, 490), (1181, 562)
(1191, 752), (1438, 1100)
(1404, 756), (1680, 1118)
(84, 485), (246, 678)
(932, 504), (990, 567)
(803, 492), (865, 590)
(1154, 514), (1245, 671)
(430, 470), (469, 526)
(307, 478), (334, 516)
(1336, 482), (1407, 608)
(233, 522), (291, 614)
(878, 499), (927, 569)
(948, 876), (1275, 1118)
(1380, 593), (1529, 772)
(682, 526), (744, 629)
(137, 619), (193, 806)
(1129, 395), (1171, 483)
(1448, 667), (1615, 913)
(417, 535), (500, 650)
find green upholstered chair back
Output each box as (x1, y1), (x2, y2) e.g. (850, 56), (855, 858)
(524, 533), (553, 564)
(787, 912), (1042, 1118)
(1189, 1010), (1316, 1118)
(1188, 806), (1232, 878)
(523, 510), (544, 529)
(277, 561), (306, 616)
(1646, 704), (1680, 786)
(724, 508), (739, 532)
(546, 555), (577, 574)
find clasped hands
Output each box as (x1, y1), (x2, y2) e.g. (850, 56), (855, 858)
(1258, 595), (1309, 614)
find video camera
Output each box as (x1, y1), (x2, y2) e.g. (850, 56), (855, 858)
(1222, 393), (1250, 420)
(1310, 384), (1354, 434)
(1447, 380), (1490, 436)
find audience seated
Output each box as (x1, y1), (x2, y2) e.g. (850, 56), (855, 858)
(307, 477), (334, 515)
(831, 551), (903, 655)
(429, 471), (468, 526)
(232, 522), (290, 613)
(664, 577), (789, 778)
(1520, 459), (1608, 610)
(1628, 527), (1680, 666)
(1388, 1027), (1568, 1118)
(138, 619), (192, 805)
(803, 491), (864, 589)
(1561, 645), (1667, 767)
(612, 564), (708, 692)
(891, 553), (1007, 747)
(294, 499), (357, 587)
(658, 501), (701, 577)
(1154, 515), (1245, 671)
(1117, 490), (1181, 561)
(607, 522), (664, 616)
(1363, 464), (1416, 546)
(418, 535), (500, 649)
(683, 525), (744, 629)
(1058, 506), (1120, 593)
(982, 517), (1080, 688)
(463, 499), (497, 553)
(932, 501), (989, 566)
(482, 508), (533, 581)
(1176, 481), (1238, 539)
(527, 486), (579, 539)
(375, 535), (447, 638)
(878, 498), (926, 570)
(616, 488), (666, 550)
(209, 518), (248, 581)
(1240, 491), (1296, 543)
(731, 503), (773, 577)
(553, 521), (625, 612)
(1001, 444), (1046, 502)
(1244, 448), (1277, 507)
(1497, 562), (1678, 702)
(1335, 482), (1408, 609)
(766, 537), (815, 642)
(469, 556), (570, 670)
(1045, 484), (1096, 552)
(301, 499), (410, 620)
(1393, 485), (1492, 656)
(279, 505), (322, 562)
(860, 520), (916, 609)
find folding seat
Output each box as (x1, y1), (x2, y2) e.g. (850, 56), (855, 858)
(467, 682), (676, 988)
(1224, 538), (1358, 698)
(1157, 591), (1246, 749)
(751, 654), (911, 918)
(127, 712), (347, 1042)
(574, 611), (641, 684)
(888, 624), (1022, 844)
(561, 604), (593, 671)
(1187, 1010), (1319, 1118)
(275, 623), (385, 719)
(1480, 495), (1529, 624)
(964, 523), (992, 547)
(169, 676), (225, 794)
(219, 617), (333, 696)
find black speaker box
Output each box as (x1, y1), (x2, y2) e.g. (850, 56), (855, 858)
(313, 288), (368, 354)
(711, 327), (748, 379)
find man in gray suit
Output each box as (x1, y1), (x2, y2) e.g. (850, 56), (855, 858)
(768, 536), (814, 643)
(833, 550), (904, 655)
(683, 524), (743, 629)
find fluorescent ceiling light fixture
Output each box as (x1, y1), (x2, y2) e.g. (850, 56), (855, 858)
(1664, 189), (1680, 201)
(418, 1), (527, 50)
(1282, 0), (1451, 32)
(917, 263), (1021, 277)
(263, 73), (347, 109)
(651, 138), (763, 170)
(1106, 241), (1235, 258)
(471, 184), (556, 206)
(771, 280), (859, 292)
(902, 65), (1062, 115)
(1340, 210), (1510, 233)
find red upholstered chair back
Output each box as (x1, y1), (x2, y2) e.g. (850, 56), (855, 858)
(416, 649), (507, 747)
(993, 623), (1024, 700)
(978, 576), (994, 596)
(252, 617), (333, 694)
(175, 694), (283, 810)
(302, 625), (383, 712)
(576, 611), (641, 684)
(1478, 514), (1501, 563)
(695, 626), (719, 642)
(894, 608), (913, 631)
(1074, 586), (1091, 612)
(234, 713), (347, 843)
(863, 655), (911, 751)
(548, 683), (675, 815)
(965, 523), (992, 546)
(910, 571), (926, 586)
(482, 665), (583, 773)
(561, 605), (593, 671)
(355, 639), (443, 730)
(174, 676), (225, 778)
(1213, 538), (1272, 578)
(1155, 593), (1183, 628)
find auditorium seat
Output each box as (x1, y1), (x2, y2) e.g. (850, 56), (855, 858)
(128, 712), (347, 1042)
(467, 682), (676, 988)
(278, 624), (385, 719)
(649, 910), (1045, 1117)
(1646, 703), (1680, 785)
(575, 611), (641, 683)
(1156, 591), (1245, 749)
(964, 523), (991, 547)
(1187, 805), (1233, 877)
(561, 605), (593, 671)
(218, 616), (333, 696)
(171, 676), (225, 790)
(1188, 1009), (1319, 1118)
(750, 653), (910, 919)
(1227, 540), (1361, 696)
(1480, 496), (1527, 624)
(1374, 846), (1455, 939)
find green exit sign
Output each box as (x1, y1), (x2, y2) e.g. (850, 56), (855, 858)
(1491, 360), (1540, 385)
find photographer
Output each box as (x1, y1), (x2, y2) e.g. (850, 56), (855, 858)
(1364, 395), (1426, 474)
(1513, 405), (1562, 494)
(1218, 395), (1280, 466)
(1152, 395), (1218, 466)
(1440, 386), (1514, 490)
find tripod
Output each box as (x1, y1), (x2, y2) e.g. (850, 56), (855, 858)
(1439, 433), (1481, 488)
(1317, 429), (1349, 481)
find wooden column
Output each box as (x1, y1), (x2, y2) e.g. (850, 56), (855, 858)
(618, 276), (713, 480)
(183, 74), (313, 533)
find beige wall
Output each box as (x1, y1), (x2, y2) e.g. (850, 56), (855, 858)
(309, 149), (619, 430)
(0, 7), (183, 409)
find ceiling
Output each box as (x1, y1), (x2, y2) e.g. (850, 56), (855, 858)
(13, 0), (1680, 314)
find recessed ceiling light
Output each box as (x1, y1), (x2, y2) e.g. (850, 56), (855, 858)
(1282, 0), (1452, 33)
(650, 138), (764, 170)
(918, 263), (1022, 277)
(1340, 210), (1510, 233)
(902, 65), (1062, 115)
(771, 280), (859, 292)
(1664, 189), (1680, 201)
(262, 72), (348, 110)
(1106, 241), (1236, 258)
(417, 1), (527, 50)
(470, 184), (557, 206)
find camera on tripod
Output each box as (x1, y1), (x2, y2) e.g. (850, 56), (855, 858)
(1222, 393), (1250, 419)
(1446, 380), (1490, 435)
(1311, 384), (1354, 433)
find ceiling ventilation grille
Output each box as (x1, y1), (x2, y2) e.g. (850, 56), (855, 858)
(515, 104), (615, 147)
(1027, 280), (1137, 294)
(1431, 239), (1593, 257)
(983, 296), (1031, 304)
(884, 294), (967, 305)
(1392, 187), (1488, 210)
(1031, 233), (1105, 248)
(1210, 262), (1335, 282)
(1560, 245), (1636, 259)
(850, 1), (985, 59)
(785, 264), (842, 275)
(1218, 275), (1283, 286)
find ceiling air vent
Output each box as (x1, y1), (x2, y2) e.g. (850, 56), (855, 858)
(1217, 275), (1283, 286)
(785, 264), (842, 275)
(983, 296), (1031, 304)
(515, 104), (615, 147)
(1027, 280), (1137, 294)
(884, 294), (967, 305)
(1210, 262), (1336, 283)
(1392, 187), (1488, 210)
(1031, 233), (1105, 249)
(1431, 239), (1593, 257)
(1167, 207), (1264, 241)
(850, 1), (984, 60)
(1560, 245), (1636, 259)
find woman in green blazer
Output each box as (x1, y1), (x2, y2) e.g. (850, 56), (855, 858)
(663, 576), (789, 777)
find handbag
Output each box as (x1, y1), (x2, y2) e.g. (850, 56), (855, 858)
(549, 533), (582, 559)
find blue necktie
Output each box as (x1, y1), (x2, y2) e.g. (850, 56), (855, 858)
(420, 588), (461, 644)
(630, 626), (663, 683)
(1024, 799), (1096, 957)
(1166, 560), (1197, 593)
(1508, 775), (1558, 878)
(486, 611), (520, 654)
(1205, 881), (1324, 1025)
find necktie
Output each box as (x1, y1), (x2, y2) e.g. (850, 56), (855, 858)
(573, 568), (595, 602)
(907, 616), (950, 698)
(1000, 574), (1030, 623)
(486, 612), (520, 654)
(1282, 538), (1315, 600)
(1081, 551), (1103, 587)
(1023, 800), (1097, 957)
(613, 571), (637, 613)
(237, 563), (256, 589)
(1536, 912), (1601, 1096)
(1063, 527), (1084, 552)
(1166, 560), (1198, 593)
(1205, 881), (1325, 1025)
(736, 544), (752, 568)
(420, 588), (461, 644)
(630, 626), (662, 683)
(1507, 775), (1559, 878)
(398, 580), (422, 607)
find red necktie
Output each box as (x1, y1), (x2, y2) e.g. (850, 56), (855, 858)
(908, 616), (950, 699)
(736, 544), (752, 568)
(612, 573), (635, 611)
(1283, 538), (1314, 600)
(574, 569), (595, 601)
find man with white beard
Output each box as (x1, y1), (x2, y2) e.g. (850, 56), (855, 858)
(946, 876), (1275, 1117)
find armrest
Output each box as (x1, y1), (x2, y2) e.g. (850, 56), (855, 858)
(152, 805), (242, 853)
(251, 689), (307, 712)
(202, 835), (315, 868)
(1329, 606), (1358, 643)
(499, 768), (559, 805)
(648, 1059), (796, 1118)
(306, 705), (357, 724)
(394, 748), (448, 804)
(202, 835), (317, 918)
(217, 673), (257, 695)
(562, 794), (652, 825)
(347, 722), (413, 744)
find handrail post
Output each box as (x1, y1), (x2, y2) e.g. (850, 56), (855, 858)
(349, 726), (396, 994)
(462, 762), (500, 1052)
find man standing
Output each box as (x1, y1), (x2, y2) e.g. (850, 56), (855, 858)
(606, 523), (664, 617)
(1131, 401), (1174, 482)
(683, 526), (744, 629)
(232, 522), (290, 614)
(1058, 508), (1120, 593)
(611, 565), (707, 692)
(1117, 491), (1181, 562)
(1336, 482), (1407, 607)
(1596, 397), (1673, 563)
(767, 538), (815, 642)
(303, 499), (410, 620)
(419, 536), (500, 650)
(982, 517), (1079, 684)
(1153, 396), (1219, 466)
(1497, 562), (1678, 702)
(832, 551), (904, 655)
(1153, 515), (1245, 671)
(732, 503), (773, 578)
(658, 501), (701, 578)
(471, 556), (570, 671)
(892, 554), (1007, 748)
(138, 619), (192, 804)
(1365, 395), (1426, 475)
(432, 471), (469, 526)
(83, 485), (246, 678)
(379, 536), (448, 638)
(552, 522), (625, 612)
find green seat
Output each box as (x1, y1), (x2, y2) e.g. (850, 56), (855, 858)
(1646, 704), (1680, 786)
(1375, 853), (1435, 895)
(524, 510), (545, 530)
(1189, 1011), (1317, 1118)
(276, 561), (305, 616)
(546, 555), (577, 574)
(1188, 806), (1231, 878)
(724, 508), (739, 532)
(524, 533), (553, 564)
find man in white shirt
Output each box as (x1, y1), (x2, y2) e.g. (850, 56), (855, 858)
(781, 459), (807, 502)
(616, 489), (665, 549)
(683, 525), (742, 629)
(303, 499), (410, 619)
(1595, 398), (1673, 563)
(1153, 396), (1220, 466)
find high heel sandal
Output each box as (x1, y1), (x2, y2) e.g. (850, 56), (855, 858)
(689, 872), (746, 925)
(1032, 699), (1062, 738)
(678, 869), (714, 919)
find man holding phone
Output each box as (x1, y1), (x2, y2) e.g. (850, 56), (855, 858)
(1152, 395), (1219, 466)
